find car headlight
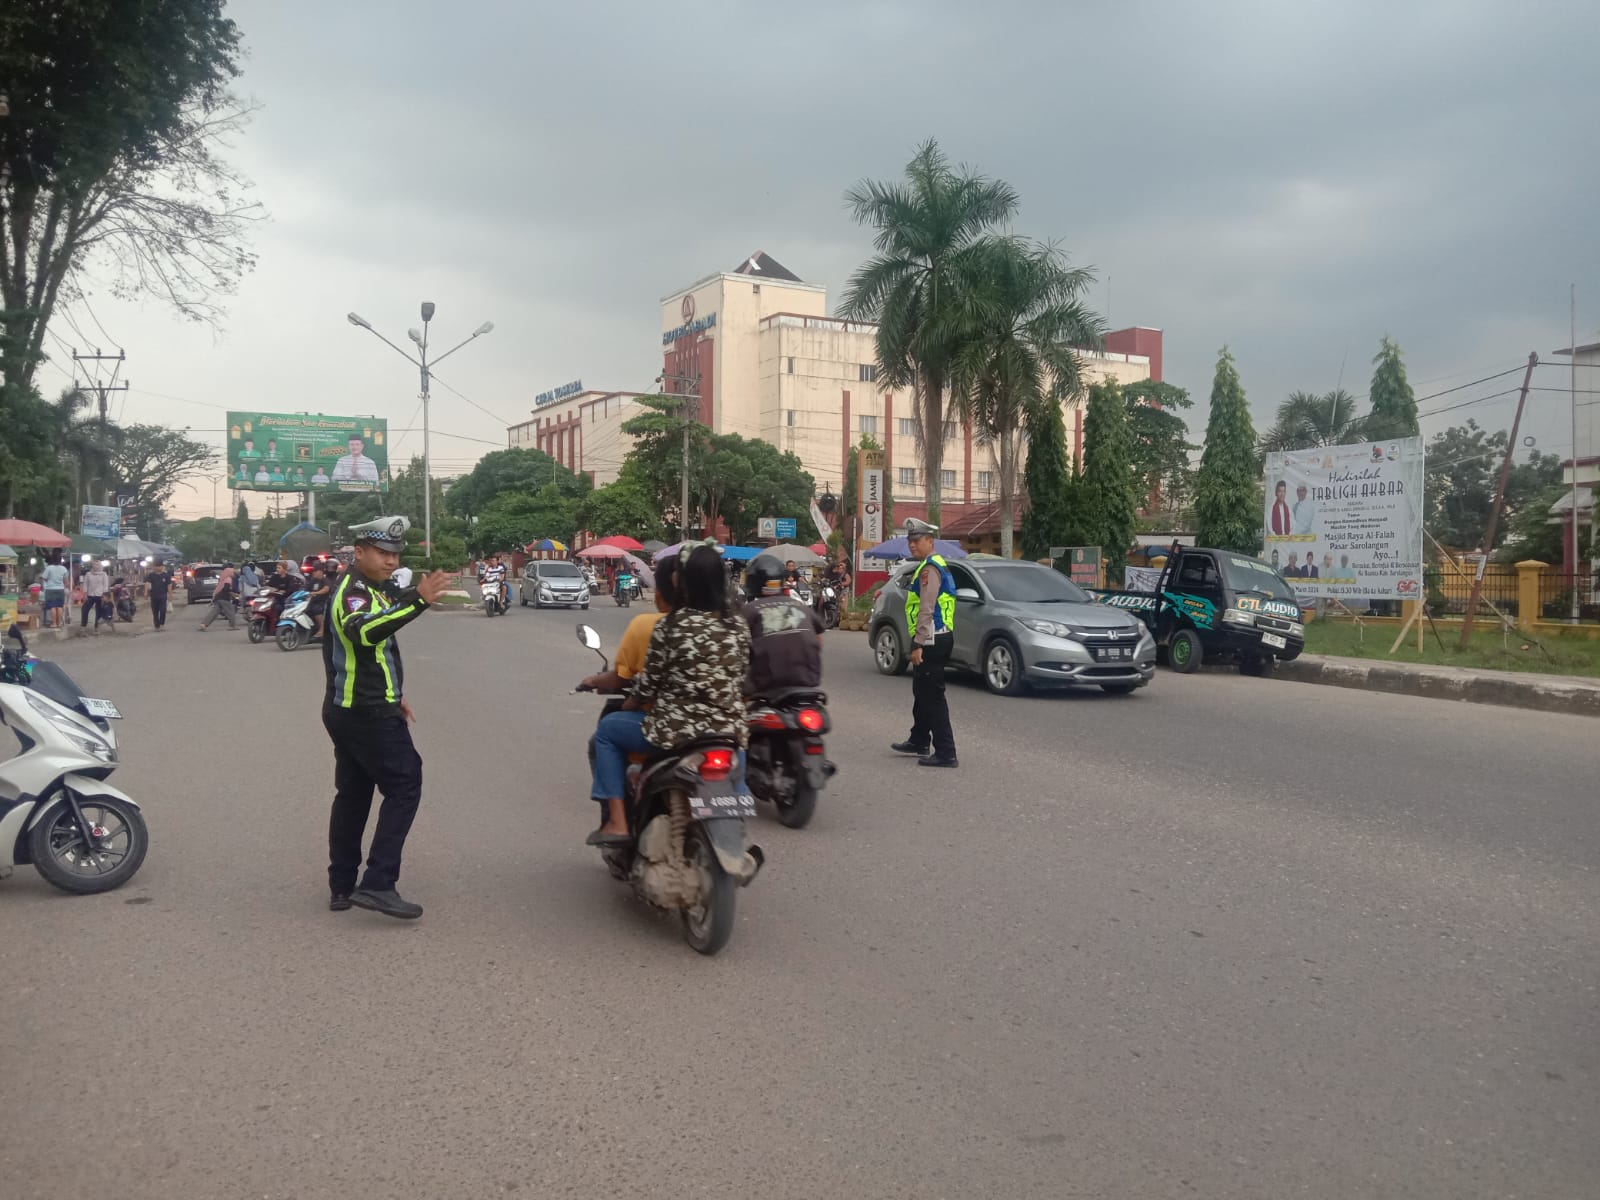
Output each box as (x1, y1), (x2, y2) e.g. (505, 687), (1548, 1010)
(1221, 608), (1256, 626)
(1285, 621), (1305, 637)
(1022, 618), (1083, 640)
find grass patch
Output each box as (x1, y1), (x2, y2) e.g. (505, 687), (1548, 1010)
(1304, 618), (1600, 678)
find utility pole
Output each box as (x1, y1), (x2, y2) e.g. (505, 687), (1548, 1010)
(656, 372), (701, 539)
(1459, 352), (1538, 646)
(1570, 284), (1580, 622)
(71, 349), (129, 424)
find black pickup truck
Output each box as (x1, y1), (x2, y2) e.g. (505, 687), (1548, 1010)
(1086, 547), (1306, 676)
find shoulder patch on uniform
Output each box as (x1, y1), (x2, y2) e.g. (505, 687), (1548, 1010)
(345, 591), (368, 613)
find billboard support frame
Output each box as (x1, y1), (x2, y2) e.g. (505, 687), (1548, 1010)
(1458, 352), (1537, 647)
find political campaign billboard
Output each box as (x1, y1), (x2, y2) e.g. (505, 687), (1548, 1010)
(227, 412), (390, 493)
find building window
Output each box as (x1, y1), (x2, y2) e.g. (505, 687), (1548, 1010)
(898, 467), (917, 487)
(940, 469), (957, 490)
(898, 418), (917, 437)
(859, 415), (878, 435)
(858, 363), (878, 383)
(787, 357), (794, 375)
(977, 471), (994, 491)
(785, 409), (795, 427)
(944, 422), (958, 441)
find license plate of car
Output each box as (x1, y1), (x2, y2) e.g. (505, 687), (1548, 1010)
(688, 793), (756, 820)
(79, 697), (122, 719)
(1260, 633), (1287, 649)
(1093, 646), (1131, 661)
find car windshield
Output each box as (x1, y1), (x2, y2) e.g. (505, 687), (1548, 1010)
(971, 564), (1090, 604)
(538, 562), (582, 578)
(1220, 555), (1298, 601)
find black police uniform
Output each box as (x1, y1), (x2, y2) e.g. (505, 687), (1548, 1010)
(321, 563), (431, 897)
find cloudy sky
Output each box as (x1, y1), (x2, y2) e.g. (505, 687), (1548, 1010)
(44, 0), (1599, 518)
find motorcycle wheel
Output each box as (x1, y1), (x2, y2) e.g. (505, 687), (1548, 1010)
(28, 794), (149, 894)
(680, 822), (736, 956)
(823, 604), (841, 631)
(247, 618), (266, 644)
(275, 625), (303, 652)
(776, 778), (818, 830)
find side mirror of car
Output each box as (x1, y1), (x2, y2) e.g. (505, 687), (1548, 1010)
(955, 587), (981, 603)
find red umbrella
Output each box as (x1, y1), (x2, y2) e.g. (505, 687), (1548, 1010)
(592, 534), (644, 552)
(0, 519), (71, 548)
(809, 542), (827, 555)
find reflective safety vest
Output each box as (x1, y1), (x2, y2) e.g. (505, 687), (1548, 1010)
(905, 554), (957, 638)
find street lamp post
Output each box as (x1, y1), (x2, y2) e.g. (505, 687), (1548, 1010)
(347, 305), (494, 558)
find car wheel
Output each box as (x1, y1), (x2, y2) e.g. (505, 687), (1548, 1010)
(872, 624), (907, 676)
(1168, 628), (1203, 674)
(982, 636), (1027, 696)
(519, 590), (527, 607)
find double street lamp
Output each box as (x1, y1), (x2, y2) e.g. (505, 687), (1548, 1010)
(347, 303), (494, 556)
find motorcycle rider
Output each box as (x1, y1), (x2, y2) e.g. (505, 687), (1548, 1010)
(581, 556), (679, 696)
(742, 553), (824, 697)
(782, 559), (803, 589)
(587, 542), (750, 845)
(481, 552), (508, 609)
(306, 561), (335, 641)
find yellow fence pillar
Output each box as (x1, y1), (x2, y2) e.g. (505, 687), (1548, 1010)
(1515, 560), (1546, 631)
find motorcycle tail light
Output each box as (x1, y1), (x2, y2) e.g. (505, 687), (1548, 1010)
(747, 710), (785, 730)
(699, 749), (734, 781)
(803, 743), (825, 755)
(797, 708), (825, 732)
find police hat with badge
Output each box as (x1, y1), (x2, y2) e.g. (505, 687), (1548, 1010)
(904, 517), (939, 541)
(349, 515), (410, 552)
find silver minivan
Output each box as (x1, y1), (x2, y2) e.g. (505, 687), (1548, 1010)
(520, 560), (590, 609)
(868, 558), (1156, 695)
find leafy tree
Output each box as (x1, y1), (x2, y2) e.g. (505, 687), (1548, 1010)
(1499, 484), (1567, 564)
(1122, 380), (1196, 516)
(713, 434), (815, 544)
(0, 0), (260, 402)
(471, 484), (578, 554)
(233, 498), (251, 548)
(170, 517), (230, 562)
(1426, 420), (1562, 552)
(618, 393), (708, 535)
(1259, 388), (1369, 454)
(1193, 347), (1260, 553)
(444, 447), (587, 523)
(1021, 392), (1084, 559)
(576, 465), (664, 541)
(840, 139), (1020, 524)
(108, 424), (217, 538)
(1076, 380), (1139, 578)
(1366, 336), (1419, 441)
(949, 238), (1103, 558)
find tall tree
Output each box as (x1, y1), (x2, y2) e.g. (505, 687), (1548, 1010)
(0, 0), (260, 399)
(1259, 388), (1369, 455)
(1020, 392), (1083, 560)
(949, 238), (1104, 558)
(1077, 380), (1139, 578)
(840, 139), (1020, 524)
(1425, 420), (1562, 552)
(1193, 347), (1261, 553)
(576, 464), (665, 542)
(444, 447), (588, 524)
(471, 484), (578, 554)
(1122, 380), (1196, 516)
(108, 424), (216, 538)
(618, 393), (710, 535)
(1366, 336), (1419, 441)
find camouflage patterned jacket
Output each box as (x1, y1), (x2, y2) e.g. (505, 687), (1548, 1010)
(632, 608), (752, 749)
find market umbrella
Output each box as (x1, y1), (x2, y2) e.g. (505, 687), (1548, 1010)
(809, 542), (827, 555)
(0, 519), (71, 549)
(592, 534), (644, 552)
(766, 542), (824, 566)
(863, 536), (967, 560)
(620, 552), (655, 588)
(525, 538), (568, 553)
(576, 543), (627, 559)
(640, 539), (668, 555)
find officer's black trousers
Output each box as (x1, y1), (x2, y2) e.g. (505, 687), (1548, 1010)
(908, 632), (956, 758)
(323, 707), (424, 895)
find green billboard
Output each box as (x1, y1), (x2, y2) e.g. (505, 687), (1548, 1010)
(227, 412), (390, 493)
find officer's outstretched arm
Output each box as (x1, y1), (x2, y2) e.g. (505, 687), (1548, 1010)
(335, 586), (429, 647)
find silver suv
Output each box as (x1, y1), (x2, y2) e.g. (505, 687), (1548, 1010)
(520, 560), (590, 609)
(868, 558), (1156, 695)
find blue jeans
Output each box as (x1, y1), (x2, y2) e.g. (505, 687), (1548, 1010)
(591, 710), (655, 801)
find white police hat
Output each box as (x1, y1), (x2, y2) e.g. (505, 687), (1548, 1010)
(349, 515), (409, 551)
(904, 518), (939, 539)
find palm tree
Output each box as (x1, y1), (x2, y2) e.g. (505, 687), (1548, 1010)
(1259, 388), (1369, 455)
(840, 140), (1019, 524)
(949, 239), (1104, 558)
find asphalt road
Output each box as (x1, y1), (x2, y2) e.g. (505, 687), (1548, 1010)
(1, 594), (1595, 1199)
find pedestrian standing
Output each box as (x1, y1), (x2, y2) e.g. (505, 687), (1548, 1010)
(239, 561), (260, 603)
(81, 563), (111, 631)
(322, 516), (448, 918)
(199, 564), (238, 630)
(145, 562), (171, 631)
(891, 519), (958, 767)
(41, 555), (68, 629)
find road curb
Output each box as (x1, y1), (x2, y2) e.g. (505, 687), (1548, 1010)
(1273, 656), (1600, 718)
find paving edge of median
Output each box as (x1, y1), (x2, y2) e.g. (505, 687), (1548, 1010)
(1272, 655), (1600, 719)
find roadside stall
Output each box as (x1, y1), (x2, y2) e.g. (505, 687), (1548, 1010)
(0, 544), (18, 629)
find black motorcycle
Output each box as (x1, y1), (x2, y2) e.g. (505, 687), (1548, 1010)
(744, 688), (834, 829)
(573, 624), (763, 955)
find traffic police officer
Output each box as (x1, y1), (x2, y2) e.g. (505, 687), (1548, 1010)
(322, 516), (448, 918)
(891, 518), (959, 767)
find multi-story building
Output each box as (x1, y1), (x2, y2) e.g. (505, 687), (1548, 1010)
(509, 251), (1161, 547)
(507, 389), (648, 488)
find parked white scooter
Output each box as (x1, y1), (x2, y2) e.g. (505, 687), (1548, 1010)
(0, 624), (148, 894)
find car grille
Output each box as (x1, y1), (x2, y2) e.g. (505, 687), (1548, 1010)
(1076, 628), (1142, 644)
(1257, 616), (1296, 633)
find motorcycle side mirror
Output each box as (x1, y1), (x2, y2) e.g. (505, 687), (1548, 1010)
(577, 624), (602, 651)
(7, 623), (27, 654)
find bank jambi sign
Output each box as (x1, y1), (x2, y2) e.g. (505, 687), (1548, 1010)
(1263, 437), (1424, 600)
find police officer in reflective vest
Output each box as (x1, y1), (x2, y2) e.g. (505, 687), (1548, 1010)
(322, 516), (449, 918)
(891, 519), (959, 767)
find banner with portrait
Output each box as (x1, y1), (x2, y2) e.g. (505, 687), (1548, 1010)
(1263, 437), (1424, 600)
(227, 412), (390, 493)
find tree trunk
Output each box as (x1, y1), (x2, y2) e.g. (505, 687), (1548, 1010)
(998, 432), (1015, 560)
(921, 367), (944, 526)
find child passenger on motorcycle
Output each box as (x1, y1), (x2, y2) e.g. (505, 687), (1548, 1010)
(586, 543), (750, 846)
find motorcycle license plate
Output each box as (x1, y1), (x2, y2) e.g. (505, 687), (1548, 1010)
(688, 792), (756, 820)
(1261, 633), (1287, 650)
(79, 697), (122, 719)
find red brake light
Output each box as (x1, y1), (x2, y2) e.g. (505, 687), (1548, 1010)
(747, 710), (785, 730)
(699, 749), (734, 781)
(797, 708), (824, 732)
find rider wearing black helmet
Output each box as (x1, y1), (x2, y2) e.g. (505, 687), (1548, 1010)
(741, 553), (824, 697)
